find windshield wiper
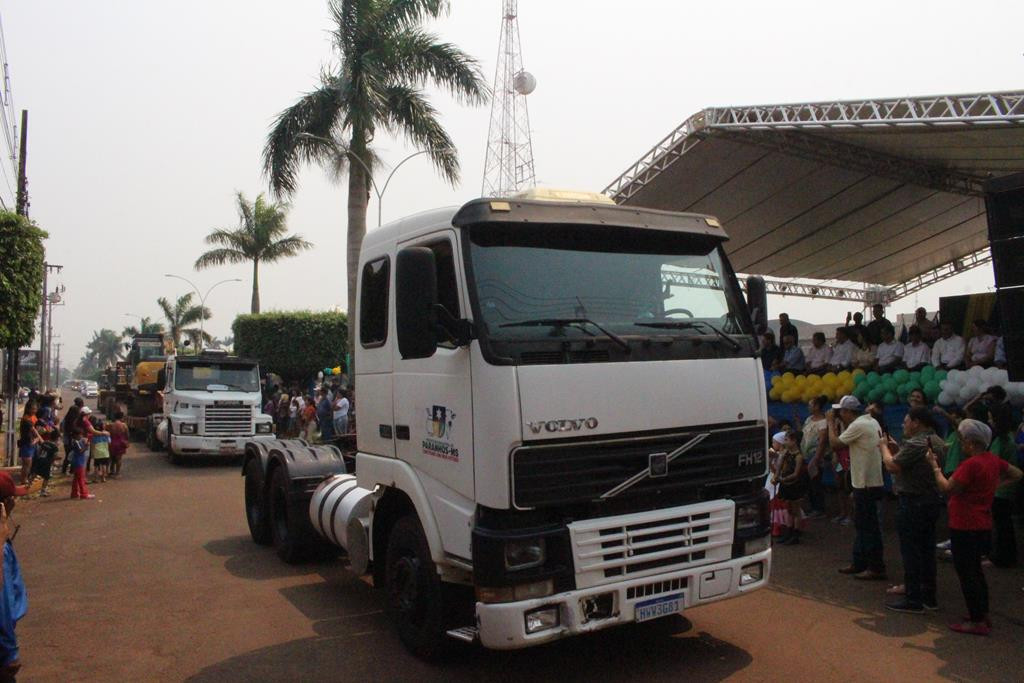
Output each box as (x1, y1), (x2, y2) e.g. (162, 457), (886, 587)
(500, 317), (630, 351)
(633, 319), (741, 351)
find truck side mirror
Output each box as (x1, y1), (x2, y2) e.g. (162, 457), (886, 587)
(396, 247), (439, 359)
(745, 275), (768, 335)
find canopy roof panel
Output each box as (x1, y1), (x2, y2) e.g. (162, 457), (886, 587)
(605, 91), (1024, 288)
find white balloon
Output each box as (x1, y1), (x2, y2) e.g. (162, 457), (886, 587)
(995, 369), (1009, 385)
(969, 365), (984, 377)
(958, 385), (975, 402)
(938, 391), (954, 406)
(948, 369), (961, 382)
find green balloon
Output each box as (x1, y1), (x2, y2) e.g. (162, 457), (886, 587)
(883, 392), (897, 404)
(935, 370), (947, 382)
(868, 388), (883, 401)
(894, 369), (909, 383)
(854, 374), (867, 386)
(867, 372), (881, 382)
(921, 365), (935, 377)
(910, 371), (922, 383)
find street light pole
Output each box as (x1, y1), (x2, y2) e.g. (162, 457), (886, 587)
(163, 275), (241, 352)
(294, 133), (451, 226)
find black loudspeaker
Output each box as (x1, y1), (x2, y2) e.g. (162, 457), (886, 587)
(986, 172), (1024, 380)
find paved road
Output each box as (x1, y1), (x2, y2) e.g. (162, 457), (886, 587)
(10, 403), (1024, 681)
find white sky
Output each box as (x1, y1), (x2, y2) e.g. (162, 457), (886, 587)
(5, 0), (1022, 367)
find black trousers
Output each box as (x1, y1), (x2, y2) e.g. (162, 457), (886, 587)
(950, 529), (990, 622)
(852, 487), (885, 573)
(896, 493), (940, 606)
(990, 497), (1017, 567)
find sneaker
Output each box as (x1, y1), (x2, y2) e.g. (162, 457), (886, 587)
(839, 518), (851, 527)
(39, 490), (50, 497)
(949, 620), (991, 636)
(805, 510), (824, 519)
(80, 494), (96, 500)
(854, 569), (888, 581)
(936, 539), (951, 551)
(886, 600), (924, 614)
(838, 565), (863, 575)
(923, 601), (939, 611)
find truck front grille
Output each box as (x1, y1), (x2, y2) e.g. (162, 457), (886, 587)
(569, 501), (734, 589)
(512, 423), (765, 509)
(203, 406), (253, 436)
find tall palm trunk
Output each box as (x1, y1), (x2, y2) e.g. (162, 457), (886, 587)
(346, 139), (369, 373)
(251, 259), (261, 314)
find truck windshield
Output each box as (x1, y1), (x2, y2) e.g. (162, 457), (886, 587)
(174, 363), (259, 392)
(466, 223), (754, 364)
(137, 342), (163, 360)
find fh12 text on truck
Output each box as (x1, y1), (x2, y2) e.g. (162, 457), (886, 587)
(241, 190), (772, 658)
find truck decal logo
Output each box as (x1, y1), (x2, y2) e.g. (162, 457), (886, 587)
(738, 450), (764, 467)
(527, 417), (599, 434)
(423, 405), (459, 462)
(600, 432), (711, 499)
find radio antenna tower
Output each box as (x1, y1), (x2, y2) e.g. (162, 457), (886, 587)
(481, 0), (536, 197)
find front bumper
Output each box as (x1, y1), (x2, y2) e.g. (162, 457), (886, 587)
(475, 548), (771, 650)
(170, 433), (274, 457)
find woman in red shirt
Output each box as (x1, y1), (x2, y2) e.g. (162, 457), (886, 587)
(927, 419), (1022, 636)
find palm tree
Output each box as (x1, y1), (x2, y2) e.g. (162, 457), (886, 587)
(262, 0), (487, 351)
(194, 192), (312, 313)
(85, 329), (124, 369)
(157, 293), (212, 350)
(122, 316), (165, 340)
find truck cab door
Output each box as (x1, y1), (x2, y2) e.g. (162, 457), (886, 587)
(393, 230), (474, 503)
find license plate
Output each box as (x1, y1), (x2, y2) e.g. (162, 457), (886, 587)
(634, 593), (683, 623)
(219, 445), (236, 454)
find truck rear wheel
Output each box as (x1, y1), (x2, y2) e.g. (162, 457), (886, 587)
(244, 459), (271, 545)
(269, 466), (310, 564)
(385, 515), (449, 659)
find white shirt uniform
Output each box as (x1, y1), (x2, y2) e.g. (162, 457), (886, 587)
(931, 335), (965, 368)
(902, 342), (930, 368)
(806, 345), (832, 370)
(875, 340), (904, 367)
(830, 340), (856, 368)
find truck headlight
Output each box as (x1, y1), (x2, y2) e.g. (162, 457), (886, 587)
(735, 490), (770, 533)
(255, 422), (273, 434)
(179, 423), (197, 435)
(505, 537), (546, 571)
(525, 605), (560, 634)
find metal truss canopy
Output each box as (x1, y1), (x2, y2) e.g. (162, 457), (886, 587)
(606, 90), (1024, 299)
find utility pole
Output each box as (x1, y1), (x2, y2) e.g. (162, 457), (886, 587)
(52, 342), (61, 389)
(38, 265), (62, 391)
(5, 110), (28, 464)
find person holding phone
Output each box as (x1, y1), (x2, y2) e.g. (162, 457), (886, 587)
(879, 407), (945, 613)
(927, 419), (1022, 636)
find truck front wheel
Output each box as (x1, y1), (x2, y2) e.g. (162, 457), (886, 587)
(244, 459), (271, 545)
(385, 515), (449, 659)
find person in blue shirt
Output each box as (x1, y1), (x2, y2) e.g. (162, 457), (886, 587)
(779, 334), (807, 373)
(0, 472), (28, 682)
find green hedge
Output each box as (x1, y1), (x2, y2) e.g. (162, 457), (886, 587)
(0, 211), (47, 348)
(232, 311), (347, 382)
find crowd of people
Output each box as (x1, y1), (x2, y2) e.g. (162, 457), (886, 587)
(15, 394), (130, 502)
(761, 306), (1007, 375)
(261, 379), (354, 444)
(767, 387), (1024, 637)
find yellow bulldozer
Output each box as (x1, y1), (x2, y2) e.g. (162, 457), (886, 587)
(98, 333), (174, 429)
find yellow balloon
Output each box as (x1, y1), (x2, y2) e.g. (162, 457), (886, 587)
(838, 370), (851, 381)
(769, 387), (782, 400)
(852, 368), (865, 377)
(782, 372), (795, 383)
(771, 375), (782, 386)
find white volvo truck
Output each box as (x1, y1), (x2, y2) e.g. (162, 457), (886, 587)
(242, 191), (772, 657)
(153, 351), (275, 464)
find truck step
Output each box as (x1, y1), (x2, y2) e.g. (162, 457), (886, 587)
(445, 626), (478, 643)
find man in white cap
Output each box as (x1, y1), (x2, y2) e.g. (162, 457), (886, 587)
(828, 395), (886, 580)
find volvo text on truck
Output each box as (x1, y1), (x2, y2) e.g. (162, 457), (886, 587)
(242, 190), (772, 657)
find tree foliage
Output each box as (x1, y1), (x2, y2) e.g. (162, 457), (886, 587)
(122, 316), (165, 340)
(232, 311), (347, 383)
(194, 192), (312, 314)
(0, 211), (47, 348)
(158, 293), (211, 350)
(262, 0), (487, 364)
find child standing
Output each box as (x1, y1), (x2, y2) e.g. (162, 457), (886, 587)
(108, 412), (129, 478)
(90, 417), (111, 484)
(68, 430), (95, 500)
(29, 424), (59, 497)
(774, 431), (809, 545)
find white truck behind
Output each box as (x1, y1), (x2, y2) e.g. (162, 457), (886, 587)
(152, 351), (275, 463)
(242, 191), (772, 657)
